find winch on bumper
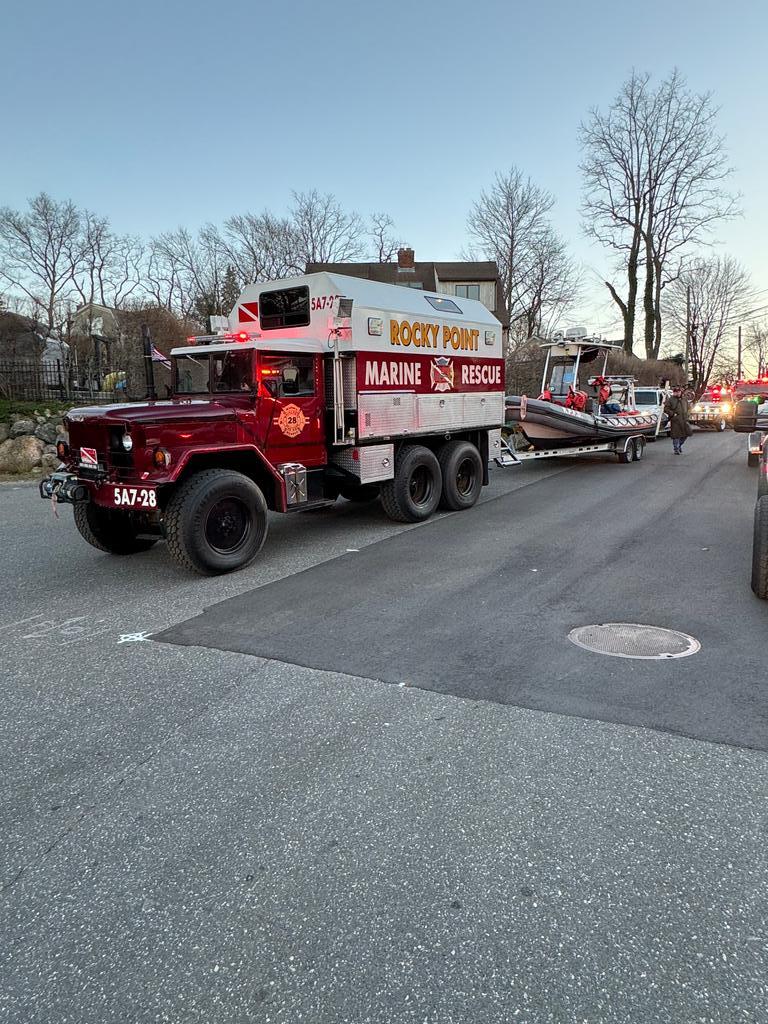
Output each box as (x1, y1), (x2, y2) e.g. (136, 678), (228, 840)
(40, 472), (91, 505)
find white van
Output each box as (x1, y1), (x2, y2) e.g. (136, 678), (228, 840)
(634, 387), (669, 436)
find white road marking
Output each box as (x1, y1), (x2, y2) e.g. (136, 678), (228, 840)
(0, 614), (44, 634)
(117, 632), (153, 644)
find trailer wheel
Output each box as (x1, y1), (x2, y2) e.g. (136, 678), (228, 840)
(339, 483), (380, 503)
(748, 451), (760, 468)
(751, 496), (768, 599)
(165, 469), (268, 575)
(633, 437), (645, 461)
(618, 439), (635, 464)
(437, 440), (483, 511)
(716, 418), (727, 432)
(380, 445), (442, 523)
(73, 502), (157, 555)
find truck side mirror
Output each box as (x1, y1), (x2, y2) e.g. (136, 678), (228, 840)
(733, 400), (758, 433)
(281, 366), (300, 395)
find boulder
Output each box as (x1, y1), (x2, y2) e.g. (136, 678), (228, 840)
(0, 436), (45, 473)
(9, 418), (36, 438)
(0, 423), (8, 444)
(41, 452), (62, 472)
(43, 444), (57, 455)
(34, 421), (59, 444)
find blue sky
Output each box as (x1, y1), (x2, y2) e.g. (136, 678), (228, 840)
(2, 0), (767, 337)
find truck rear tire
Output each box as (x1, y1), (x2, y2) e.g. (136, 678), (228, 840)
(165, 469), (268, 575)
(380, 445), (442, 523)
(73, 502), (157, 555)
(751, 496), (768, 599)
(438, 440), (483, 511)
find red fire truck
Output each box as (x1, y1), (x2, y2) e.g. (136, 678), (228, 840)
(40, 274), (505, 574)
(732, 378), (768, 467)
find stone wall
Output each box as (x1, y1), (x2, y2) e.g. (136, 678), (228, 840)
(0, 409), (70, 475)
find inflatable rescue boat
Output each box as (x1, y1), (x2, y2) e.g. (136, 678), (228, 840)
(505, 334), (660, 449)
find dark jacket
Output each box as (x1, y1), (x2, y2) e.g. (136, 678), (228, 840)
(664, 395), (690, 439)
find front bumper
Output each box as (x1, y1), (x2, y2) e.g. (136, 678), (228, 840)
(690, 410), (728, 424)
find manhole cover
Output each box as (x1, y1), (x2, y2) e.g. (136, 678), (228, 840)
(568, 623), (700, 660)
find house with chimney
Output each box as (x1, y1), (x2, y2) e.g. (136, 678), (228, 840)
(307, 248), (509, 350)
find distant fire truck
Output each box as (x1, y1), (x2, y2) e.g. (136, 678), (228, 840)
(40, 274), (505, 574)
(689, 384), (733, 431)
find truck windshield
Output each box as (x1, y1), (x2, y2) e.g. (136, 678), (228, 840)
(175, 350), (253, 394)
(634, 392), (658, 405)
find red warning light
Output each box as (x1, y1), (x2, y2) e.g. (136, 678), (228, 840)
(236, 332), (249, 342)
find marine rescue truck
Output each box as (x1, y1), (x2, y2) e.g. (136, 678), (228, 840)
(40, 274), (505, 574)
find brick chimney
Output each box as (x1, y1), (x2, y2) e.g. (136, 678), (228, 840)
(397, 247), (415, 270)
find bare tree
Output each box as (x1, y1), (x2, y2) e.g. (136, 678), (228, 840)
(290, 190), (366, 267)
(220, 211), (296, 282)
(467, 168), (579, 341)
(666, 255), (750, 395)
(581, 71), (739, 358)
(146, 226), (235, 322)
(0, 193), (83, 332)
(746, 324), (768, 377)
(68, 212), (144, 313)
(522, 227), (583, 340)
(368, 212), (402, 262)
(581, 74), (648, 353)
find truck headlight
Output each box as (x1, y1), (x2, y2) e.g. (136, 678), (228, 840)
(121, 433), (133, 452)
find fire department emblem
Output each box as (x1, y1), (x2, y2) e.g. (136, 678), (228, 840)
(430, 357), (454, 393)
(277, 403), (309, 438)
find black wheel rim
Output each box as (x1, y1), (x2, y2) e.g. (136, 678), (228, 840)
(205, 497), (251, 554)
(456, 457), (476, 497)
(409, 466), (434, 507)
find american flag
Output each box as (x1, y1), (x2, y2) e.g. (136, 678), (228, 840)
(151, 344), (171, 369)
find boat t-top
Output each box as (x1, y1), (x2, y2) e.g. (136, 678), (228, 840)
(505, 330), (660, 449)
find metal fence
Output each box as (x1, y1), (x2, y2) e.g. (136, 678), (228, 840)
(0, 359), (139, 405)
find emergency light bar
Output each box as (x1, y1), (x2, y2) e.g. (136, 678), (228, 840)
(184, 331), (253, 346)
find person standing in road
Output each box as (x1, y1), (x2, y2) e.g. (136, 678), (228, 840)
(665, 385), (692, 454)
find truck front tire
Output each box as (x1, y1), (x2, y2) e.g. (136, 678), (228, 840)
(380, 445), (442, 523)
(438, 440), (483, 511)
(165, 469), (268, 575)
(73, 502), (157, 555)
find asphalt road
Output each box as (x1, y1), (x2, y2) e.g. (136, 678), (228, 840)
(1, 431), (767, 1024)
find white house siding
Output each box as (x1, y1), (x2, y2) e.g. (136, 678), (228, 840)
(434, 278), (497, 313)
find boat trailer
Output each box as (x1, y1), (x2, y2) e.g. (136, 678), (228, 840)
(495, 432), (646, 468)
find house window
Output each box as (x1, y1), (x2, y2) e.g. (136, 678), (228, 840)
(455, 284), (480, 300)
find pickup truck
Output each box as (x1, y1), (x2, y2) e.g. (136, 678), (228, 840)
(733, 397), (768, 598)
(689, 388), (732, 431)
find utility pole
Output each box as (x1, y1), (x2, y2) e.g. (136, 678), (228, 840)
(141, 323), (157, 400)
(684, 284), (691, 384)
(737, 325), (742, 380)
